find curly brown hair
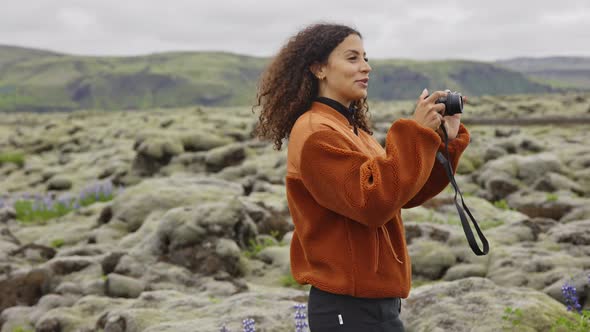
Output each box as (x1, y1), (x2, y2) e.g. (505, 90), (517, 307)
(252, 23), (373, 150)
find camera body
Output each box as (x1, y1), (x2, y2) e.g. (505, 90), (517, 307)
(435, 91), (463, 116)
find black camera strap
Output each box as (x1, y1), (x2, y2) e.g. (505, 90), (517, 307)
(437, 125), (489, 255)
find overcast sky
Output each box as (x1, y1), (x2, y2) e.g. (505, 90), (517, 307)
(1, 0), (589, 61)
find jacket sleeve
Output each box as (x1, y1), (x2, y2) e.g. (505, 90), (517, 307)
(299, 118), (442, 228)
(402, 123), (470, 209)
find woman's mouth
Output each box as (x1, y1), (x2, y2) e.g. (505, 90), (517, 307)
(356, 78), (369, 88)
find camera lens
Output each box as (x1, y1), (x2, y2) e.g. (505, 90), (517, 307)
(435, 91), (463, 116)
(446, 92), (463, 116)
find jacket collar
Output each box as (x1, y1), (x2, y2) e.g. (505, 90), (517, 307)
(314, 97), (355, 126)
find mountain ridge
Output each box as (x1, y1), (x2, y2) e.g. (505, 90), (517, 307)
(0, 45), (585, 112)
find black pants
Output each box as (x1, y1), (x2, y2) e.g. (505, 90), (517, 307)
(308, 286), (405, 332)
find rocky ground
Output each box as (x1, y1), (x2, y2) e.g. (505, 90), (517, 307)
(1, 92), (590, 331)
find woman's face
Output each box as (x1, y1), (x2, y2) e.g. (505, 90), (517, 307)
(316, 34), (372, 107)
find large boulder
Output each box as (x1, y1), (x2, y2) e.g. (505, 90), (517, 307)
(178, 132), (232, 152)
(532, 172), (585, 195)
(24, 284), (308, 332)
(151, 198), (257, 277)
(547, 219), (590, 246)
(506, 189), (587, 220)
(204, 143), (246, 173)
(475, 153), (566, 200)
(131, 134), (184, 176)
(0, 268), (51, 313)
(410, 240), (457, 280)
(403, 277), (581, 332)
(108, 176), (244, 232)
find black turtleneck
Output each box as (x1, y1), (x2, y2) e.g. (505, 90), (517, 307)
(315, 96), (358, 135)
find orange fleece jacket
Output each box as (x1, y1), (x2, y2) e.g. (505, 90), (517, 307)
(286, 101), (470, 299)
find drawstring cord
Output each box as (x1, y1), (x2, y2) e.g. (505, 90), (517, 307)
(374, 226), (404, 272)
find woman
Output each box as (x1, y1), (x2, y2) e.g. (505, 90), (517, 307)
(253, 23), (470, 331)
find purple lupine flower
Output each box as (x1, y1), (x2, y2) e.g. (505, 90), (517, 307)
(73, 199), (81, 210)
(79, 189), (87, 201)
(44, 196), (53, 210)
(57, 197), (67, 208)
(294, 303), (309, 332)
(562, 281), (582, 313)
(103, 181), (113, 196)
(0, 198), (4, 208)
(242, 318), (255, 332)
(32, 199), (41, 212)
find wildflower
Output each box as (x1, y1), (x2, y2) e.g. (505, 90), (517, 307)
(103, 181), (113, 196)
(242, 318), (255, 332)
(219, 323), (231, 332)
(32, 200), (40, 212)
(562, 281), (582, 313)
(44, 196), (53, 211)
(294, 303), (309, 332)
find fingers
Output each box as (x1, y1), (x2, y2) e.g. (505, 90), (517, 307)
(418, 88), (429, 102)
(432, 103), (445, 115)
(424, 90), (447, 104)
(427, 109), (444, 129)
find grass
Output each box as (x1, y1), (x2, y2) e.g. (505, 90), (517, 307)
(546, 193), (559, 202)
(14, 191), (114, 223)
(494, 199), (511, 210)
(11, 327), (33, 332)
(0, 151), (25, 167)
(50, 239), (65, 248)
(502, 276), (590, 331)
(280, 273), (308, 291)
(2, 180), (122, 224)
(243, 230), (284, 258)
(502, 306), (523, 330)
(243, 237), (278, 259)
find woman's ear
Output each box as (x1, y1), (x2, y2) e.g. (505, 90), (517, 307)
(310, 63), (325, 80)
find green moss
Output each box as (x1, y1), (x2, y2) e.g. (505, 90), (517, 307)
(0, 151), (25, 167)
(502, 306), (524, 331)
(549, 310), (590, 331)
(14, 190), (115, 224)
(494, 199), (511, 210)
(280, 273), (308, 290)
(11, 326), (34, 332)
(244, 237), (277, 259)
(50, 238), (65, 248)
(546, 193), (559, 202)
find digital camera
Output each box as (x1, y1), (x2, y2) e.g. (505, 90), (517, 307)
(435, 91), (463, 115)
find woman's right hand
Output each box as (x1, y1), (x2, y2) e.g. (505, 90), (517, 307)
(412, 89), (447, 131)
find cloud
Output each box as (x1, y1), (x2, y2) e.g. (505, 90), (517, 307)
(0, 0), (588, 60)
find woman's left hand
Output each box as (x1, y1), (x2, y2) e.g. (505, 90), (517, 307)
(437, 96), (466, 140)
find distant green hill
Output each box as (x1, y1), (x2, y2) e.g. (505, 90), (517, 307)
(496, 56), (590, 90)
(0, 45), (559, 112)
